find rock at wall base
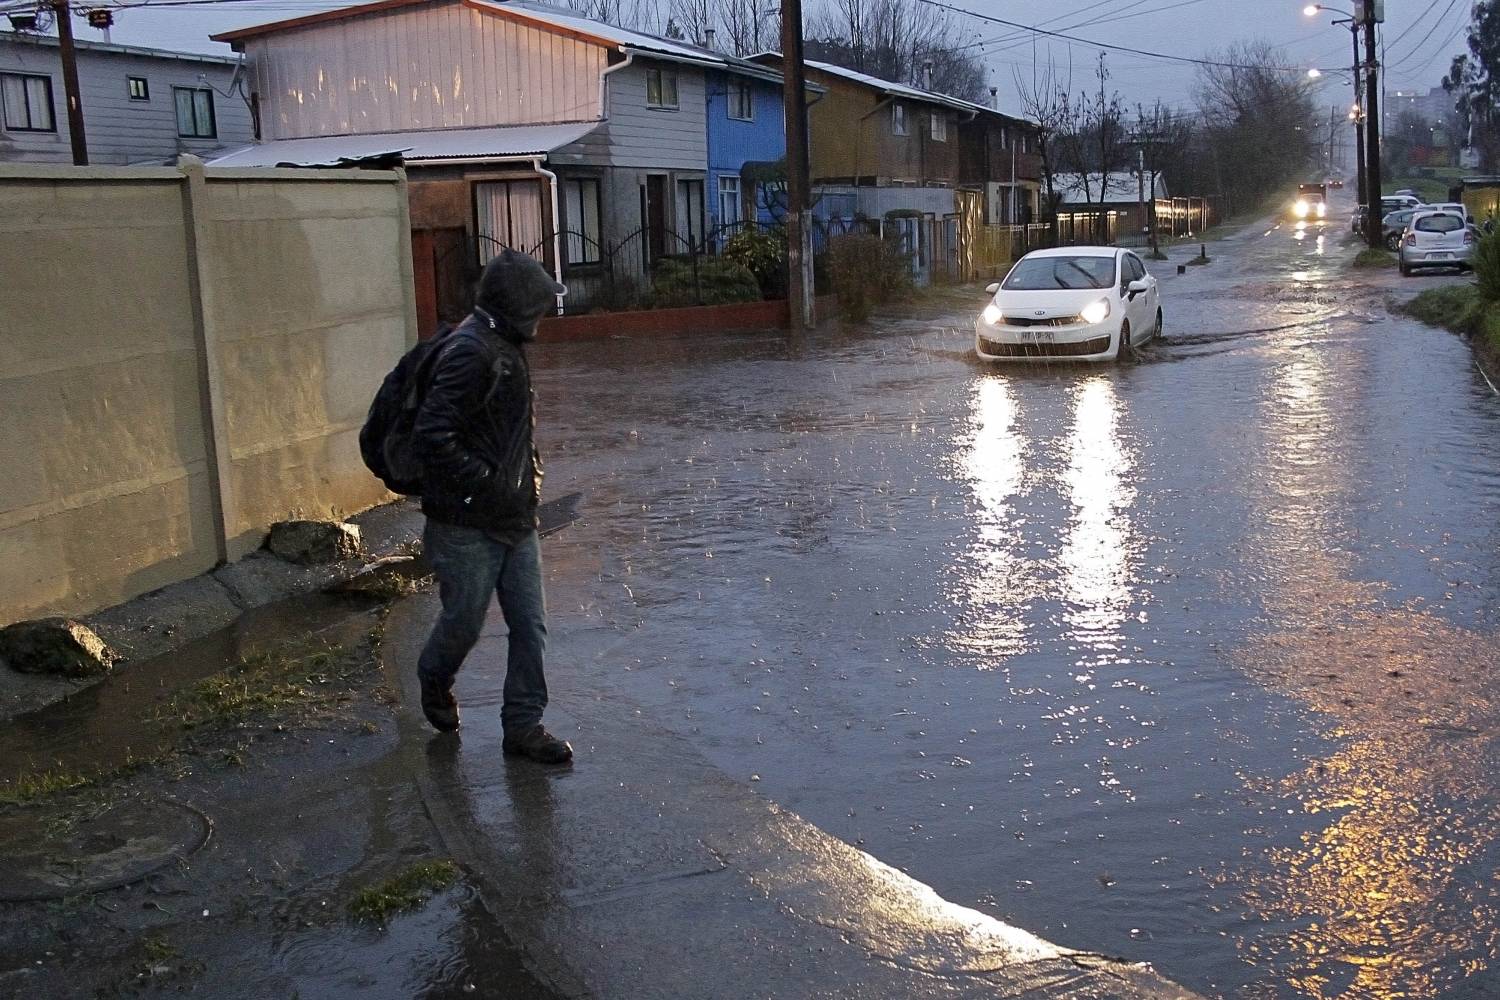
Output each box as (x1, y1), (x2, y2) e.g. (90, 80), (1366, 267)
(267, 520), (364, 565)
(0, 618), (119, 678)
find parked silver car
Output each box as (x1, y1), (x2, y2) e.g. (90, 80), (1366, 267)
(1398, 210), (1475, 276)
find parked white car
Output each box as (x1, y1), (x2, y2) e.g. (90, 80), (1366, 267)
(976, 247), (1161, 362)
(1399, 210), (1475, 276)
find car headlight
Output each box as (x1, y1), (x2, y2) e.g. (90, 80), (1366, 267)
(1080, 299), (1110, 325)
(1294, 200), (1309, 218)
(981, 303), (1003, 326)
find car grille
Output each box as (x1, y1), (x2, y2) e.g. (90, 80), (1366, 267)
(1002, 315), (1079, 327)
(978, 334), (1113, 358)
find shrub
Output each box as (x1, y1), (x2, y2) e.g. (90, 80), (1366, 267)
(1474, 228), (1500, 303)
(721, 226), (786, 294)
(828, 233), (914, 321)
(1352, 248), (1394, 269)
(648, 258), (761, 308)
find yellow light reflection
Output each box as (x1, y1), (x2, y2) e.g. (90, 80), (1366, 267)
(1058, 377), (1134, 642)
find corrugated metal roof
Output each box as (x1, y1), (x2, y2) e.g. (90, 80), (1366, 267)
(0, 29), (240, 65)
(208, 120), (602, 167)
(800, 59), (979, 115)
(477, 0), (723, 65)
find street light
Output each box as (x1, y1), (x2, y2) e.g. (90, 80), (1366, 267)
(1307, 68), (1323, 79)
(1300, 1), (1376, 241)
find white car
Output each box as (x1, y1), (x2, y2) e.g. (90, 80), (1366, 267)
(976, 247), (1162, 362)
(1399, 210), (1475, 276)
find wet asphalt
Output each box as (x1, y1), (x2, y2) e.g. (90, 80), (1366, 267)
(516, 196), (1500, 999)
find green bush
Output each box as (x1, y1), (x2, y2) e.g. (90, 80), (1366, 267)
(1474, 228), (1500, 304)
(1352, 248), (1395, 269)
(1398, 284), (1490, 338)
(721, 226), (786, 292)
(828, 233), (914, 321)
(648, 258), (761, 308)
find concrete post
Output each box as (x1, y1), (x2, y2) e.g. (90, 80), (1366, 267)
(177, 155), (236, 565)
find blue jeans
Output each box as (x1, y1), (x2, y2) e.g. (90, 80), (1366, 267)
(417, 520), (548, 734)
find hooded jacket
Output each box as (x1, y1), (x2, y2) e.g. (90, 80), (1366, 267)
(412, 251), (563, 536)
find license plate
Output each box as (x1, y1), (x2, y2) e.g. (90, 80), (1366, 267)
(1430, 252), (1452, 260)
(1020, 330), (1054, 343)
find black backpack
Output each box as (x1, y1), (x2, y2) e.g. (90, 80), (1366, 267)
(359, 324), (454, 495)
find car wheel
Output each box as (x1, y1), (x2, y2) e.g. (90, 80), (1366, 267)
(1153, 308), (1163, 342)
(1116, 321), (1133, 362)
(1385, 234), (1401, 251)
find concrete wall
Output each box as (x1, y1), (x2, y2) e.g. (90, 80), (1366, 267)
(0, 160), (417, 625)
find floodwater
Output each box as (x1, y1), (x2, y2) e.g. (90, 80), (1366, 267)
(529, 200), (1500, 998)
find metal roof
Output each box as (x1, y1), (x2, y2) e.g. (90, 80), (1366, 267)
(207, 120), (601, 167)
(753, 52), (1032, 125)
(0, 29), (240, 65)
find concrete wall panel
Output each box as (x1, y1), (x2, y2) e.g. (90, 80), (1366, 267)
(0, 163), (415, 622)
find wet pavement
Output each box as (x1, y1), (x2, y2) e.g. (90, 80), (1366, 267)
(506, 195), (1500, 998)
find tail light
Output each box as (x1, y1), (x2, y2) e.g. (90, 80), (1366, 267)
(1404, 233), (1417, 247)
(1465, 230), (1476, 244)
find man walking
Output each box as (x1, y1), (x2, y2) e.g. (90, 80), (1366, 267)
(412, 249), (572, 765)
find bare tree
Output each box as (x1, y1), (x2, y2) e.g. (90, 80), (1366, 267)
(1194, 40), (1317, 212)
(559, 0), (665, 32)
(1052, 53), (1127, 242)
(1013, 52), (1073, 235)
(1134, 99), (1196, 254)
(806, 0), (988, 102)
(715, 0), (781, 55)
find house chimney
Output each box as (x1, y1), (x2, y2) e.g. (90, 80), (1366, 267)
(922, 60), (933, 92)
(704, 27), (716, 50)
(989, 86), (998, 110)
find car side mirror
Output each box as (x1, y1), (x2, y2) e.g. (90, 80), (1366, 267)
(984, 282), (1000, 295)
(1126, 278), (1150, 298)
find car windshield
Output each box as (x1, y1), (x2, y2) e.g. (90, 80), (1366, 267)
(1416, 214), (1464, 233)
(1003, 255), (1115, 290)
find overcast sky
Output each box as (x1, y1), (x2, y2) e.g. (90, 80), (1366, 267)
(58, 0), (1472, 116)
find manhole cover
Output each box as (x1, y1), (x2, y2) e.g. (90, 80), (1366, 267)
(0, 796), (211, 901)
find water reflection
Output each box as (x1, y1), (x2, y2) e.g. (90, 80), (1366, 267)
(948, 375), (1032, 658)
(1058, 377), (1135, 643)
(1232, 612), (1500, 999)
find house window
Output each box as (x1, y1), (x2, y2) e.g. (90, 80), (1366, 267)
(929, 112), (947, 142)
(646, 68), (679, 109)
(174, 87), (216, 138)
(727, 79), (753, 121)
(718, 175), (742, 232)
(127, 76), (149, 101)
(474, 179), (545, 263)
(562, 177), (602, 266)
(1, 73), (55, 132)
(891, 103), (907, 136)
(675, 178), (705, 253)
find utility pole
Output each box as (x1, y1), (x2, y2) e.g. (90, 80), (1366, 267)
(780, 0), (813, 332)
(54, 0), (88, 164)
(1361, 1), (1382, 249)
(1349, 23), (1365, 207)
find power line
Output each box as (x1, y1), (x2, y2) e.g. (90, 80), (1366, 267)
(915, 0), (1319, 72)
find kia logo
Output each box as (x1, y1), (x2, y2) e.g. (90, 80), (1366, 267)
(1034, 310), (1045, 316)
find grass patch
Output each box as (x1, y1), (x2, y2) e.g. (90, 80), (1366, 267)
(161, 641), (367, 733)
(348, 860), (460, 924)
(0, 766), (94, 805)
(0, 751), (155, 805)
(1353, 248), (1395, 269)
(1397, 283), (1500, 346)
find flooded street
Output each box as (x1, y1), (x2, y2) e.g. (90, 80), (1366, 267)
(526, 206), (1500, 999)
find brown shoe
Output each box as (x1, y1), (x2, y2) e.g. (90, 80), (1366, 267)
(419, 674), (460, 732)
(503, 724), (573, 764)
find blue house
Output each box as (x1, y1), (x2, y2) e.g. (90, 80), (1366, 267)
(704, 57), (820, 238)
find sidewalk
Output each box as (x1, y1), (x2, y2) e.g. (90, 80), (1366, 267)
(383, 595), (1202, 999)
